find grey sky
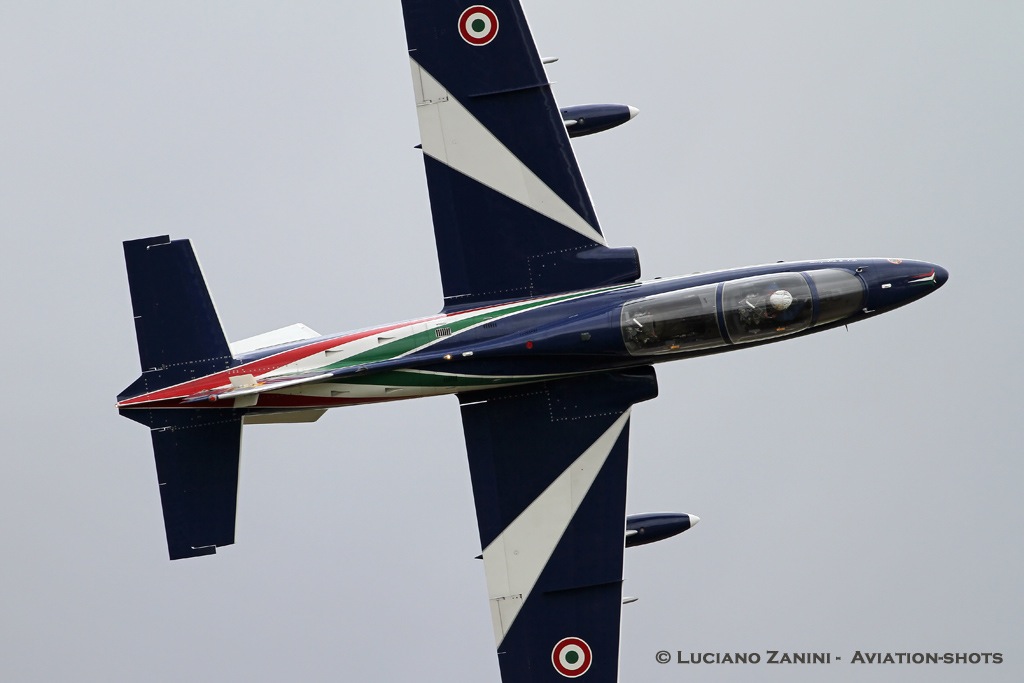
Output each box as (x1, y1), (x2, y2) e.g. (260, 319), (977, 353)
(2, 2), (1021, 681)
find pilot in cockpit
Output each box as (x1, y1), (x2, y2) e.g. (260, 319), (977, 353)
(739, 287), (797, 330)
(768, 290), (795, 317)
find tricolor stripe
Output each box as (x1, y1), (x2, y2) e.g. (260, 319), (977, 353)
(119, 285), (630, 407)
(116, 318), (437, 406)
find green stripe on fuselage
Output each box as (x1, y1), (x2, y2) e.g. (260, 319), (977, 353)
(321, 286), (628, 371)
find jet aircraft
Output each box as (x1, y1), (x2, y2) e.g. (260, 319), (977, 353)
(117, 2), (947, 681)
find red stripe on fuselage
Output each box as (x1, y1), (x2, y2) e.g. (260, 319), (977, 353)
(117, 316), (441, 406)
(119, 394), (407, 410)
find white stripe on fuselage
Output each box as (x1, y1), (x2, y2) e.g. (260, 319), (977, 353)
(256, 289), (616, 385)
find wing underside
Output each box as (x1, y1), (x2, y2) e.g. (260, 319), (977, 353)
(402, 0), (640, 309)
(459, 368), (658, 682)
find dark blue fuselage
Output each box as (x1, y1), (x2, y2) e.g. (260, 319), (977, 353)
(405, 258), (947, 380)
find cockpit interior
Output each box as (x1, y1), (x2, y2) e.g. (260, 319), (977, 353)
(621, 269), (864, 356)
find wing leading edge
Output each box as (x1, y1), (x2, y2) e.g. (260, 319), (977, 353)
(402, 0), (640, 309)
(459, 368), (658, 682)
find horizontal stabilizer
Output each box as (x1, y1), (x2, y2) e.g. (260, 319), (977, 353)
(122, 408), (244, 560)
(120, 236), (233, 399)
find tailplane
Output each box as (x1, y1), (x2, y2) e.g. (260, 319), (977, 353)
(119, 236), (243, 560)
(122, 408), (244, 559)
(119, 235), (234, 401)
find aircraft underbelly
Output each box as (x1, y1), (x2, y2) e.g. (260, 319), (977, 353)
(275, 380), (460, 401)
(260, 372), (550, 408)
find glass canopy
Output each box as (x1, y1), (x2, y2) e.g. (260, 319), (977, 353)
(622, 269), (864, 356)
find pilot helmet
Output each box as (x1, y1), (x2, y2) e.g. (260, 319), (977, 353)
(769, 290), (794, 311)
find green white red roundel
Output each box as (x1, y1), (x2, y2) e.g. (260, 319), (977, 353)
(459, 6), (499, 45)
(552, 637), (592, 677)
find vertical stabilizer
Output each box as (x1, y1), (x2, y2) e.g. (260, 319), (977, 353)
(120, 236), (233, 399)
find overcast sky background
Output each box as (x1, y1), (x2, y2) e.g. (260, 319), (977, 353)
(2, 2), (1021, 681)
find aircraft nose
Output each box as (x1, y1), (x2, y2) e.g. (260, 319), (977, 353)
(863, 260), (948, 313)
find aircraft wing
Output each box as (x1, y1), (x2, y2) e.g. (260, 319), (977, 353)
(401, 0), (640, 310)
(458, 368), (658, 682)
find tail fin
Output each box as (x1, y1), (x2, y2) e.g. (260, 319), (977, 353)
(119, 236), (233, 400)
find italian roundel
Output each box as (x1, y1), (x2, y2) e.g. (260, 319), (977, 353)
(459, 6), (499, 46)
(552, 637), (593, 677)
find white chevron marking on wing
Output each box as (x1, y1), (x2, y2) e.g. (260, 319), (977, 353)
(410, 59), (605, 246)
(481, 410), (631, 645)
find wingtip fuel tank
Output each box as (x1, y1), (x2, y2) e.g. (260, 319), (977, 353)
(626, 512), (699, 548)
(562, 103), (639, 138)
